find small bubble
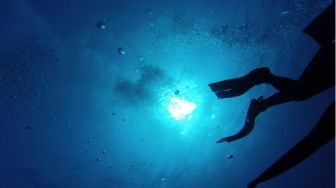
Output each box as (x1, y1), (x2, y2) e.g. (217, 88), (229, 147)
(117, 47), (126, 55)
(96, 21), (107, 29)
(88, 139), (92, 143)
(102, 150), (106, 154)
(27, 126), (32, 130)
(281, 10), (289, 16)
(112, 112), (116, 116)
(138, 56), (144, 62)
(227, 154), (233, 159)
(146, 8), (153, 15)
(175, 90), (179, 95)
(161, 178), (166, 181)
(96, 157), (102, 161)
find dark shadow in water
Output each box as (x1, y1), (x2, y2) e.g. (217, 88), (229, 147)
(113, 64), (173, 105)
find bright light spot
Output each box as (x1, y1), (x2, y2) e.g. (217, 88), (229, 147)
(167, 97), (196, 120)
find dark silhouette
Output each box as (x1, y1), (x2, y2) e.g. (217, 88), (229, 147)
(248, 101), (334, 188)
(209, 1), (335, 187)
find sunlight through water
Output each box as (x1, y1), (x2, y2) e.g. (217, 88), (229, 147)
(167, 97), (196, 121)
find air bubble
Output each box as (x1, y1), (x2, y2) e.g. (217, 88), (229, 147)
(96, 21), (107, 29)
(117, 48), (126, 55)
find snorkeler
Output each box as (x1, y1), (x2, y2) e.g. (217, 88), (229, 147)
(209, 1), (335, 187)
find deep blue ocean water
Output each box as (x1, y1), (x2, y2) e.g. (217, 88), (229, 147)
(0, 0), (334, 187)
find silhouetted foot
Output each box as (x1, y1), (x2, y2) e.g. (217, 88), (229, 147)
(246, 67), (272, 86)
(216, 97), (265, 144)
(209, 67), (272, 98)
(246, 96), (266, 125)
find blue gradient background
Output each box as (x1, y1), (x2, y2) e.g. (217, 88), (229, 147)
(0, 0), (334, 187)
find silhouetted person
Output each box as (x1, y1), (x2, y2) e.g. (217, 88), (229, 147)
(209, 1), (335, 187)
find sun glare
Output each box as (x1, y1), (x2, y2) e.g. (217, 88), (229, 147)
(167, 97), (196, 121)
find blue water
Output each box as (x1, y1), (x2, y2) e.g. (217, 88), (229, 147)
(0, 0), (334, 187)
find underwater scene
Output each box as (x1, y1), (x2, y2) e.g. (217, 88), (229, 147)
(0, 0), (335, 187)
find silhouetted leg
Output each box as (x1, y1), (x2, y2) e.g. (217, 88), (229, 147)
(298, 43), (335, 93)
(217, 97), (263, 143)
(213, 74), (295, 99)
(209, 67), (309, 99)
(257, 91), (297, 111)
(215, 43), (334, 143)
(216, 89), (303, 144)
(268, 75), (297, 91)
(217, 76), (332, 143)
(209, 67), (272, 98)
(259, 43), (335, 111)
(252, 85), (329, 118)
(248, 101), (335, 188)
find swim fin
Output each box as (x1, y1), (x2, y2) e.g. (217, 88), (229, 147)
(209, 77), (247, 93)
(216, 97), (264, 143)
(209, 67), (271, 98)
